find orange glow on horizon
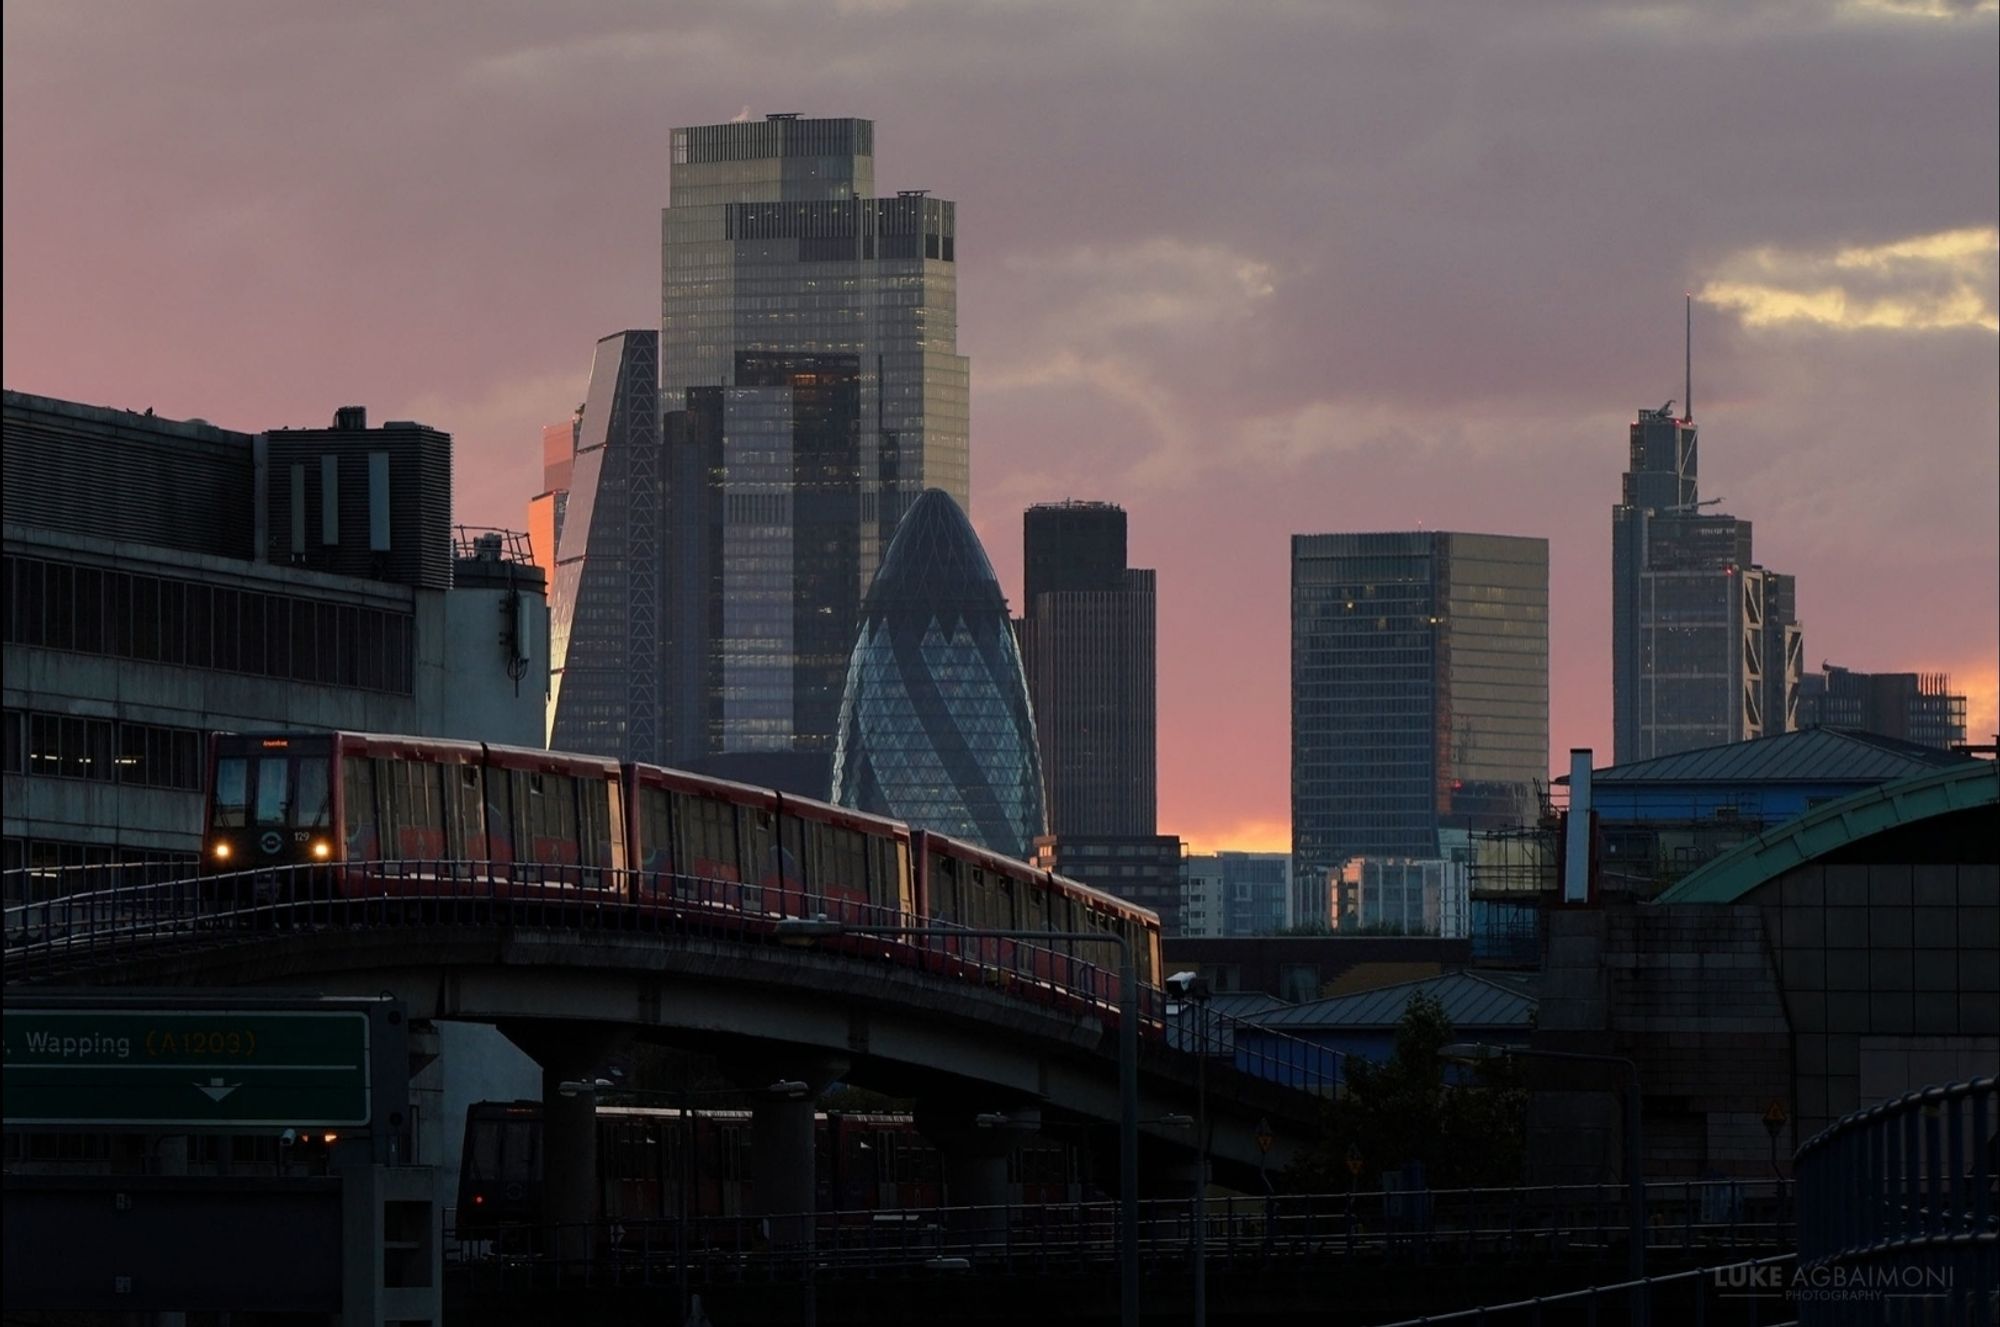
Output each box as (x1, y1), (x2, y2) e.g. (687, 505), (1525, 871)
(1173, 816), (1292, 856)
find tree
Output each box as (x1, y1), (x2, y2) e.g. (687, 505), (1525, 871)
(1285, 991), (1526, 1191)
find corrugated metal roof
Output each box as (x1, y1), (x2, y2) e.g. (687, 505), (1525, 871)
(1250, 971), (1535, 1031)
(1655, 762), (1999, 904)
(1589, 727), (1973, 786)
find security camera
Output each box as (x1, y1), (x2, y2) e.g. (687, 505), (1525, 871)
(278, 1128), (298, 1147)
(1166, 971), (1209, 1000)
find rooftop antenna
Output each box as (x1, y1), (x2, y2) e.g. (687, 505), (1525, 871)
(1684, 293), (1693, 423)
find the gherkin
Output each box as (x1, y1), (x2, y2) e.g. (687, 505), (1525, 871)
(831, 489), (1046, 859)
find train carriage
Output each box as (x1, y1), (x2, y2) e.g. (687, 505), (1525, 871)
(200, 730), (1160, 1031)
(202, 731), (625, 902)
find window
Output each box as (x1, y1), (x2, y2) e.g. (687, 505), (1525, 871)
(343, 758), (376, 858)
(296, 758), (330, 829)
(214, 758), (248, 827)
(254, 759), (291, 826)
(2, 710), (21, 774)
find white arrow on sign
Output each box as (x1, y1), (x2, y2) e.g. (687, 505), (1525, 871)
(195, 1077), (241, 1103)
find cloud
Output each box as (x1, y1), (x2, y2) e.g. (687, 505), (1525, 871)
(1701, 227), (1999, 332)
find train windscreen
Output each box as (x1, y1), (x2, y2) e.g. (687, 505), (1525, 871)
(206, 734), (335, 869)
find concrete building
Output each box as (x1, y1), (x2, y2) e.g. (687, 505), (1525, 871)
(1182, 851), (1293, 937)
(831, 490), (1044, 860)
(1531, 761), (1996, 1181)
(2, 391), (546, 897)
(1162, 934), (1475, 1004)
(1017, 501), (1157, 838)
(659, 115), (968, 798)
(1611, 400), (1802, 764)
(1291, 531), (1549, 915)
(1797, 664), (1970, 750)
(1333, 856), (1470, 938)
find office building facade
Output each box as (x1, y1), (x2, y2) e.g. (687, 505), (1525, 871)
(831, 490), (1044, 859)
(1612, 404), (1802, 764)
(1181, 851), (1293, 937)
(3, 392), (546, 899)
(1333, 857), (1470, 938)
(1797, 664), (1969, 749)
(1017, 501), (1157, 837)
(660, 115), (968, 796)
(527, 418), (577, 590)
(1291, 531), (1549, 896)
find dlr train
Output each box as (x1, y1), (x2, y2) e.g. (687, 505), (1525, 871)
(200, 731), (1164, 1019)
(456, 1100), (1084, 1235)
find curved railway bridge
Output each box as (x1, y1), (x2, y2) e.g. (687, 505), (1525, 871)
(4, 863), (1338, 1229)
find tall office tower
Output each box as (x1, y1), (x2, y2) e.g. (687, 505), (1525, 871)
(527, 419), (578, 590)
(547, 330), (664, 761)
(1798, 665), (1970, 748)
(1290, 532), (1549, 903)
(831, 490), (1044, 859)
(662, 115), (969, 798)
(1611, 402), (1801, 764)
(1017, 501), (1157, 836)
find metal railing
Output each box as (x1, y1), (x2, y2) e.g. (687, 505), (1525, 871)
(1, 859), (1355, 1108)
(440, 1180), (1795, 1288)
(1367, 1253), (1800, 1327)
(1794, 1074), (1996, 1327)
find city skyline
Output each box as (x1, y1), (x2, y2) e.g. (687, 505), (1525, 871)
(4, 2), (1995, 852)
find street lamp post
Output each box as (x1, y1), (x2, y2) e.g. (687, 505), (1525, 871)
(775, 916), (1142, 1327)
(1169, 972), (1213, 1327)
(1439, 1042), (1645, 1282)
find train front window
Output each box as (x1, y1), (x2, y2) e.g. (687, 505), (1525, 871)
(213, 758), (248, 827)
(254, 759), (291, 826)
(295, 759), (330, 829)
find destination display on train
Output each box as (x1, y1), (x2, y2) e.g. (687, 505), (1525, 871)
(2, 1009), (372, 1127)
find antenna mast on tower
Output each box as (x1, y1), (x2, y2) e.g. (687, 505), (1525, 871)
(1684, 293), (1693, 423)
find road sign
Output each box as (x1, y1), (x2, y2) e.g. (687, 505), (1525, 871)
(1255, 1118), (1274, 1155)
(3, 1009), (371, 1128)
(1344, 1142), (1364, 1177)
(1762, 1098), (1788, 1139)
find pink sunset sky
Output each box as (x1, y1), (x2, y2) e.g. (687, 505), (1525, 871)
(5, 1), (1995, 853)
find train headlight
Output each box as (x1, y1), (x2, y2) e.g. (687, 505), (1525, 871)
(212, 841), (232, 861)
(311, 840), (332, 860)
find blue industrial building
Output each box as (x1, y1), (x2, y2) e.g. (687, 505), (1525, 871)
(1575, 727), (1977, 896)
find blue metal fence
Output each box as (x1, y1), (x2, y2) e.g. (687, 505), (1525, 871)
(1793, 1074), (1996, 1327)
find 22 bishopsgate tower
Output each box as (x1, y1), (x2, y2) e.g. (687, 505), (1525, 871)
(663, 116), (968, 796)
(548, 116), (970, 796)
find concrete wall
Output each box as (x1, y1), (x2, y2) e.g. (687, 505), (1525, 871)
(440, 583), (547, 750)
(1749, 860), (1999, 1141)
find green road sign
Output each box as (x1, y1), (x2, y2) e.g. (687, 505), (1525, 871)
(2, 1009), (371, 1128)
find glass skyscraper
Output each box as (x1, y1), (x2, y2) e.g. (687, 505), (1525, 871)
(831, 489), (1044, 860)
(1611, 404), (1801, 764)
(1290, 532), (1549, 900)
(547, 330), (663, 761)
(661, 115), (969, 796)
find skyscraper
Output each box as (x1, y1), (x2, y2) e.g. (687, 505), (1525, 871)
(1611, 401), (1801, 764)
(547, 330), (663, 761)
(831, 490), (1044, 859)
(1291, 532), (1549, 906)
(1017, 501), (1157, 836)
(661, 115), (969, 797)
(1798, 664), (1969, 749)
(527, 418), (577, 590)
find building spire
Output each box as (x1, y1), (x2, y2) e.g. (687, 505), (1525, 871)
(1684, 292), (1693, 423)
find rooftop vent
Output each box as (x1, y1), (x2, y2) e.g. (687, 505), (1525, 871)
(334, 406), (367, 430)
